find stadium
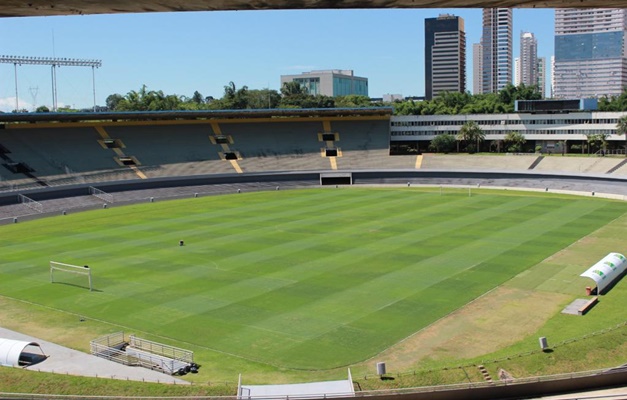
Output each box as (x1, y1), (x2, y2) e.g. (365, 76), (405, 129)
(0, 105), (626, 400)
(1, 1), (627, 399)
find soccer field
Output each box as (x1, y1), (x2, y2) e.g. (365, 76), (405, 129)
(0, 188), (625, 370)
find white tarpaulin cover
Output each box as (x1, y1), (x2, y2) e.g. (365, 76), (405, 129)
(240, 380), (354, 399)
(0, 338), (43, 367)
(580, 253), (627, 293)
(239, 370), (355, 399)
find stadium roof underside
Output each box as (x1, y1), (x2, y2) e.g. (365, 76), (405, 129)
(1, 0), (624, 18)
(0, 107), (393, 125)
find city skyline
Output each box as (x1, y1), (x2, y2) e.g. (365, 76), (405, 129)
(0, 8), (556, 111)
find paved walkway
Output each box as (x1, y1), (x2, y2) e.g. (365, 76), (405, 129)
(0, 327), (189, 384)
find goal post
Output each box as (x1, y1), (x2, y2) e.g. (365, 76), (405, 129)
(50, 261), (93, 291)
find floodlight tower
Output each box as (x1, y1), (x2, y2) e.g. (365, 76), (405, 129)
(0, 55), (102, 112)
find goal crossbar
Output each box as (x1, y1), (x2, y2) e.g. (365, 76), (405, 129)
(50, 261), (93, 291)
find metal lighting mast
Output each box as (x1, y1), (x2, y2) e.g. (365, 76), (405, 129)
(0, 55), (102, 112)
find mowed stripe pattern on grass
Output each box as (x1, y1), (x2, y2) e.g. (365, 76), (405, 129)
(0, 189), (624, 369)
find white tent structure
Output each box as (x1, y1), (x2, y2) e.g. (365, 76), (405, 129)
(0, 338), (46, 367)
(580, 253), (627, 294)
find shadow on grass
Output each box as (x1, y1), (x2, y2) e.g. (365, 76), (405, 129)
(52, 282), (102, 292)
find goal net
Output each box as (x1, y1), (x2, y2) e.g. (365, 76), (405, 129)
(50, 261), (93, 291)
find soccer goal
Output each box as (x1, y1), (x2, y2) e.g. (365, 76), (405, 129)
(50, 261), (93, 291)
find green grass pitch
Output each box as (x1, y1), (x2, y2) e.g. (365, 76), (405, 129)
(0, 188), (625, 370)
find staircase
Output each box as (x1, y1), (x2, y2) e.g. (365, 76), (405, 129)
(477, 365), (493, 383)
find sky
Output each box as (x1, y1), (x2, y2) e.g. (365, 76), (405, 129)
(0, 8), (555, 111)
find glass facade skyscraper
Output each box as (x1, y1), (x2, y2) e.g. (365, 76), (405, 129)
(480, 8), (513, 94)
(554, 8), (627, 99)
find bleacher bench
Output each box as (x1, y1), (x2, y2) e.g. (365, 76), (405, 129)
(578, 296), (599, 315)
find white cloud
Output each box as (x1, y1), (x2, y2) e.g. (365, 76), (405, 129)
(0, 97), (34, 112)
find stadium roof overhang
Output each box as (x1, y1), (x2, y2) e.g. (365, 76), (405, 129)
(0, 338), (46, 367)
(0, 107), (393, 125)
(1, 0), (624, 18)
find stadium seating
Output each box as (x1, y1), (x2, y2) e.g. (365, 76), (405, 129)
(1, 118), (626, 191)
(420, 154), (538, 171)
(223, 121), (330, 172)
(532, 156), (625, 174)
(0, 127), (120, 178)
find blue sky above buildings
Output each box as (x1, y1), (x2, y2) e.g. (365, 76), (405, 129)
(0, 8), (555, 111)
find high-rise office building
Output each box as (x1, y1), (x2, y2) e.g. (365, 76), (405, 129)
(472, 43), (483, 94)
(424, 14), (466, 100)
(550, 56), (555, 98)
(520, 32), (538, 88)
(553, 8), (627, 99)
(480, 8), (513, 94)
(537, 57), (546, 98)
(514, 57), (521, 86)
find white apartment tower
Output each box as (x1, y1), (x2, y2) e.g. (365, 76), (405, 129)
(514, 57), (521, 86)
(550, 56), (555, 98)
(554, 8), (627, 99)
(520, 32), (538, 88)
(473, 43), (483, 94)
(480, 8), (513, 94)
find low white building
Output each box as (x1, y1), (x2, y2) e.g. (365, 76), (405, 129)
(390, 110), (627, 153)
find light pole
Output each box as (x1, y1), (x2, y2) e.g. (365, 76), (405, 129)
(0, 55), (102, 112)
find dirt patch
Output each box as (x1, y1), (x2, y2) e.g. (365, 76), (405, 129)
(362, 286), (570, 371)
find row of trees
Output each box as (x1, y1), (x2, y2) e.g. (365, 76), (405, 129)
(102, 82), (543, 114)
(395, 84), (543, 115)
(104, 82), (379, 112)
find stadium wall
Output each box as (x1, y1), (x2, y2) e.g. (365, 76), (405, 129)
(361, 368), (627, 400)
(1, 170), (626, 209)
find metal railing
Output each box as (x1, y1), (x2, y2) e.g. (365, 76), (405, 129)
(18, 193), (43, 213)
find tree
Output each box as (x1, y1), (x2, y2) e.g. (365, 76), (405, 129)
(279, 81), (318, 108)
(219, 81), (249, 109)
(191, 91), (204, 104)
(335, 95), (373, 108)
(504, 131), (526, 153)
(617, 115), (627, 157)
(105, 94), (124, 111)
(280, 81), (308, 97)
(35, 105), (50, 113)
(586, 133), (610, 155)
(490, 140), (503, 153)
(429, 134), (456, 153)
(247, 89), (281, 109)
(456, 121), (485, 153)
